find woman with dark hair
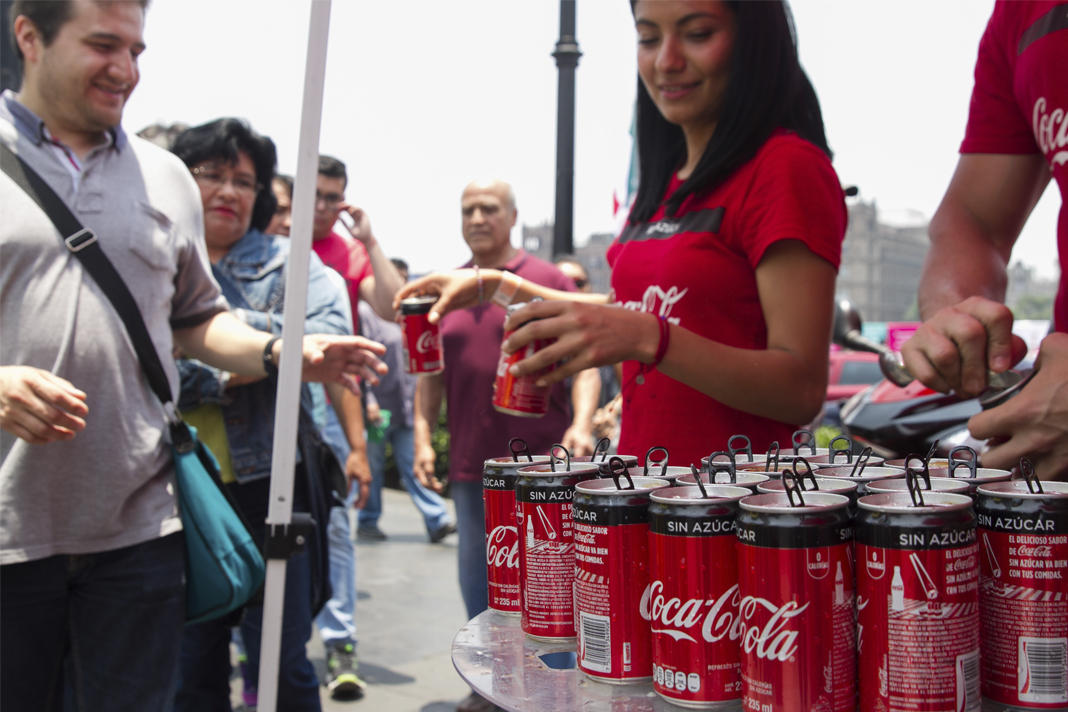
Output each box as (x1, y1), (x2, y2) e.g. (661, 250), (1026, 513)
(399, 0), (846, 468)
(170, 118), (357, 712)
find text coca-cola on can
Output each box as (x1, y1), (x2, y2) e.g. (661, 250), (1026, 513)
(977, 461), (1068, 711)
(492, 301), (556, 418)
(572, 458), (669, 684)
(399, 295), (444, 375)
(736, 486), (856, 712)
(856, 483), (980, 712)
(515, 447), (601, 641)
(646, 482), (751, 709)
(482, 438), (550, 616)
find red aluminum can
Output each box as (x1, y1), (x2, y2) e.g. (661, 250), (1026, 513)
(516, 458), (601, 641)
(482, 440), (550, 616)
(645, 483), (751, 708)
(856, 490), (980, 712)
(400, 295), (444, 375)
(492, 302), (555, 418)
(977, 479), (1068, 710)
(736, 490), (856, 712)
(572, 465), (669, 684)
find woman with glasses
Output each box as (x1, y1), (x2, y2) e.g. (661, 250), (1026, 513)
(398, 0), (846, 469)
(171, 118), (357, 712)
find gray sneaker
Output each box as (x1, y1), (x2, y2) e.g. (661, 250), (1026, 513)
(356, 525), (387, 541)
(324, 642), (367, 699)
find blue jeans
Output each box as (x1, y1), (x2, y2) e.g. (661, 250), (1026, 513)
(176, 550), (321, 712)
(1, 532), (186, 712)
(361, 421), (451, 533)
(451, 480), (489, 621)
(315, 408), (358, 648)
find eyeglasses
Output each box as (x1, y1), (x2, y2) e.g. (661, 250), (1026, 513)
(315, 191), (343, 208)
(190, 165), (261, 197)
(573, 278), (588, 289)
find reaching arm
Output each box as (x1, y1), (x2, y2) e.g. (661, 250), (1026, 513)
(561, 368), (601, 457)
(901, 153), (1049, 396)
(413, 373), (444, 493)
(339, 203), (405, 320)
(501, 240), (837, 426)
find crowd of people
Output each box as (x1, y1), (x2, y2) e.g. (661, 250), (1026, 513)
(0, 1), (1064, 712)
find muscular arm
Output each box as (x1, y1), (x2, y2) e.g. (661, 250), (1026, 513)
(413, 373), (444, 492)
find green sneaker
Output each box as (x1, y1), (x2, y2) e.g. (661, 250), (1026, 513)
(325, 642), (367, 699)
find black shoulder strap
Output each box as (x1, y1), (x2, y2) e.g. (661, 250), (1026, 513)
(1, 141), (174, 407)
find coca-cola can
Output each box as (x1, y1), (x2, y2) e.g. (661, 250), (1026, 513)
(856, 489), (980, 712)
(976, 472), (1068, 710)
(516, 452), (601, 641)
(679, 465), (770, 493)
(736, 490), (856, 712)
(815, 465), (906, 496)
(482, 438), (550, 616)
(646, 483), (751, 708)
(400, 295), (444, 375)
(572, 460), (669, 684)
(865, 476), (972, 497)
(492, 302), (555, 418)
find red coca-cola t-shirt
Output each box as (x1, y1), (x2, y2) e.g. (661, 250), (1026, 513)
(960, 0), (1068, 332)
(607, 129), (847, 468)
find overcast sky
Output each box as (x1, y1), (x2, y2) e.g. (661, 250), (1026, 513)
(123, 0), (1060, 280)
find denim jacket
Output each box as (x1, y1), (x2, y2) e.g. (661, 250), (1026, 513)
(176, 228), (351, 483)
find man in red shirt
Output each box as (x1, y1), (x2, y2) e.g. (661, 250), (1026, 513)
(413, 179), (599, 712)
(902, 1), (1067, 481)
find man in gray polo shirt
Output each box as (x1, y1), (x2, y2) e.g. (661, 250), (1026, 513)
(0, 2), (385, 709)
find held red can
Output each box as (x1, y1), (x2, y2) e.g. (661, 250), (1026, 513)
(572, 461), (669, 684)
(482, 439), (550, 616)
(736, 490), (856, 712)
(516, 455), (601, 641)
(856, 490), (980, 712)
(399, 295), (444, 375)
(492, 302), (555, 418)
(645, 483), (752, 708)
(977, 475), (1068, 710)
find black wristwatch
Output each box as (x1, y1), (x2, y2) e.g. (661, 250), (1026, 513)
(263, 336), (281, 378)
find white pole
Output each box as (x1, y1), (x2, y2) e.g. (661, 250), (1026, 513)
(257, 2), (332, 711)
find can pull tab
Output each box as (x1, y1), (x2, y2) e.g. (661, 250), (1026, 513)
(783, 468), (807, 507)
(904, 454), (932, 492)
(792, 428), (816, 456)
(508, 437), (533, 463)
(728, 434), (753, 463)
(906, 465), (927, 507)
(793, 457), (819, 490)
(550, 443), (571, 472)
(707, 451), (736, 484)
(924, 439), (940, 466)
(1020, 457), (1043, 494)
(829, 435), (854, 464)
(644, 446), (669, 478)
(609, 456), (635, 490)
(765, 441), (780, 473)
(690, 464), (711, 499)
(947, 446), (977, 479)
(849, 447), (872, 478)
(593, 437), (611, 462)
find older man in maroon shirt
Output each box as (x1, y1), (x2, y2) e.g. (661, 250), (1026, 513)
(413, 178), (599, 712)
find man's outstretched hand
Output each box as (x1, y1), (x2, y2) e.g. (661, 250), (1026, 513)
(0, 366), (88, 444)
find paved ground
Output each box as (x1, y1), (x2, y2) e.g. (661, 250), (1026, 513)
(233, 487), (479, 711)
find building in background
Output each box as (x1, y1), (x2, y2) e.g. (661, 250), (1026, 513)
(1006, 260), (1058, 320)
(836, 200), (929, 323)
(522, 222), (613, 295)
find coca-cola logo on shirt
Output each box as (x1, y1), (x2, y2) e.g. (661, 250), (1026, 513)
(486, 525), (519, 570)
(1033, 97), (1068, 168)
(416, 330), (438, 354)
(737, 596), (809, 662)
(616, 284), (686, 325)
(638, 580), (742, 644)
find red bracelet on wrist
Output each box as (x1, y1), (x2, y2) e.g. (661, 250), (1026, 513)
(636, 316), (670, 385)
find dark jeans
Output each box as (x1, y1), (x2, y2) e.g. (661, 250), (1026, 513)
(0, 532), (186, 712)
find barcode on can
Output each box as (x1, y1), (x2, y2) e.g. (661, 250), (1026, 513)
(1019, 636), (1068, 703)
(956, 649), (980, 712)
(579, 612), (611, 674)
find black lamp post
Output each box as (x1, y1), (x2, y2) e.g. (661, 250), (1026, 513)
(551, 0), (582, 258)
